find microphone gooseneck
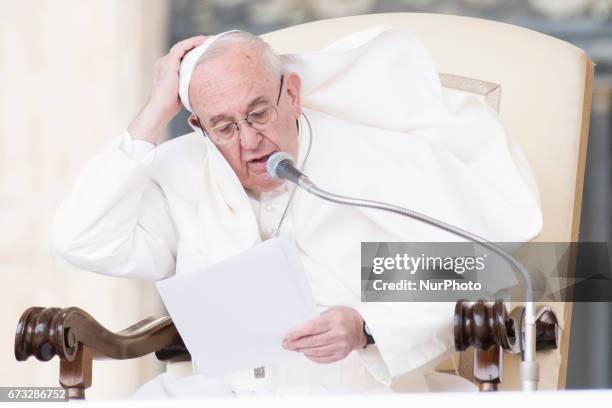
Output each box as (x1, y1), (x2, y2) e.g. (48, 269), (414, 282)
(266, 151), (539, 391)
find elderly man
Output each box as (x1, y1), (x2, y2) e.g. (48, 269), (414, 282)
(51, 28), (543, 396)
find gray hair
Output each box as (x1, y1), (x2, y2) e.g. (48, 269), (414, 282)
(194, 31), (284, 78)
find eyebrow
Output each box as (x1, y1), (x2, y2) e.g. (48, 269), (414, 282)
(209, 95), (270, 126)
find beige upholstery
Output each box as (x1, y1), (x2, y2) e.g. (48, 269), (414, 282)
(263, 13), (593, 390)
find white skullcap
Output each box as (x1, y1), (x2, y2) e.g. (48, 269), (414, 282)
(178, 30), (242, 113)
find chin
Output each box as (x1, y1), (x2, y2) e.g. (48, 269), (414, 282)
(246, 175), (284, 193)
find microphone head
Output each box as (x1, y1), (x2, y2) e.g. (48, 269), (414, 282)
(267, 152), (296, 180)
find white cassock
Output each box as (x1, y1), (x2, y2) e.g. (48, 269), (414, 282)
(50, 26), (543, 397)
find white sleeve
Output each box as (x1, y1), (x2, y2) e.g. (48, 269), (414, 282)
(50, 131), (178, 280)
(353, 302), (455, 386)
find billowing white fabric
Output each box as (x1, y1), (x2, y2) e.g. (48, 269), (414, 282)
(50, 26), (542, 396)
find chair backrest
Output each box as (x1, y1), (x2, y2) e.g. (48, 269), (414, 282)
(262, 12), (594, 390)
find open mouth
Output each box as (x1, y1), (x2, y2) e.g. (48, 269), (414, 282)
(249, 152), (275, 165)
(247, 151), (277, 173)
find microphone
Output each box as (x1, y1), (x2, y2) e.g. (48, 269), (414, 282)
(266, 151), (539, 391)
(266, 152), (314, 190)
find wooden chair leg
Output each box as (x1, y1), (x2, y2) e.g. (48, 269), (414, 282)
(474, 346), (502, 391)
(59, 345), (92, 400)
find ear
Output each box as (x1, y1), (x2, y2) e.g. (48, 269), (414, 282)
(284, 72), (302, 118)
(188, 114), (202, 130)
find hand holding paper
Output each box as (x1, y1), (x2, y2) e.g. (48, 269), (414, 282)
(282, 306), (368, 364)
(156, 235), (318, 377)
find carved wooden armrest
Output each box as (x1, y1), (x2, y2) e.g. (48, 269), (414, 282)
(14, 307), (190, 400)
(16, 302), (559, 398)
(454, 300), (560, 391)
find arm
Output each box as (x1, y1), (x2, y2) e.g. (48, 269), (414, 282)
(50, 36), (208, 280)
(50, 133), (178, 280)
(352, 302), (454, 386)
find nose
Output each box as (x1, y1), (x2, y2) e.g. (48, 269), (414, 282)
(238, 121), (262, 150)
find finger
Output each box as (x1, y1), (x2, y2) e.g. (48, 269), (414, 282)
(170, 35), (207, 51)
(320, 307), (337, 315)
(169, 35), (208, 56)
(284, 317), (330, 342)
(306, 354), (339, 364)
(284, 332), (332, 350)
(165, 36), (209, 73)
(298, 344), (339, 358)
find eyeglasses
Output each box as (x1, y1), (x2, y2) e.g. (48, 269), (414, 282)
(205, 75), (284, 145)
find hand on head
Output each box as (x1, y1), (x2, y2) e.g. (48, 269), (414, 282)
(127, 31), (302, 194)
(128, 35), (208, 145)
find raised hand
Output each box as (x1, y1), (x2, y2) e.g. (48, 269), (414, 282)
(128, 35), (208, 145)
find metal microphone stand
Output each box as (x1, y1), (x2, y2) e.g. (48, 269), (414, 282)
(295, 175), (539, 391)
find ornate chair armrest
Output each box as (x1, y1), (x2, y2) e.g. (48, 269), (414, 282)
(454, 300), (560, 391)
(14, 307), (190, 399)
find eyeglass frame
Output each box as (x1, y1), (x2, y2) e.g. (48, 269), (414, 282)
(197, 75), (285, 144)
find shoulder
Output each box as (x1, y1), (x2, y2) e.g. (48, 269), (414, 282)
(150, 131), (209, 204)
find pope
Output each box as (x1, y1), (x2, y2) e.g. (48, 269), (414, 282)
(50, 27), (543, 396)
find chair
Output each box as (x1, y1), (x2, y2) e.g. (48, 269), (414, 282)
(14, 13), (593, 398)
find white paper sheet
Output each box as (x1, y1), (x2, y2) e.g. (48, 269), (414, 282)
(156, 235), (318, 377)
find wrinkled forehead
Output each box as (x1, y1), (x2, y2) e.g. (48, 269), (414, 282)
(188, 48), (278, 119)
